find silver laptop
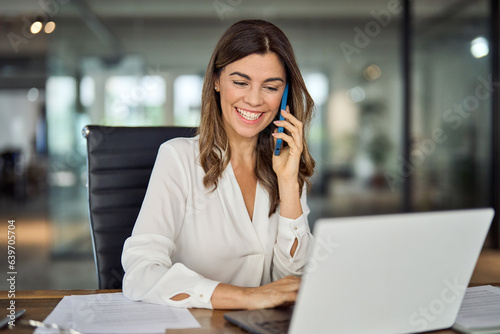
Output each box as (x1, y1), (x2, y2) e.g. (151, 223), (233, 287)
(224, 208), (495, 334)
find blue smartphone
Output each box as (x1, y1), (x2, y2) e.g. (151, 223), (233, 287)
(274, 82), (289, 156)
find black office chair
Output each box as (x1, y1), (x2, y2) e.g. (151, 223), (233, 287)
(83, 125), (197, 289)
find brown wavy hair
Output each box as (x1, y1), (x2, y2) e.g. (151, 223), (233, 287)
(198, 19), (315, 217)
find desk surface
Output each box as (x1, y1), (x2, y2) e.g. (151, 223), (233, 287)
(2, 287), (499, 333)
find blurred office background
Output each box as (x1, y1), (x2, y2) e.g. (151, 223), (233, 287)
(1, 0), (499, 290)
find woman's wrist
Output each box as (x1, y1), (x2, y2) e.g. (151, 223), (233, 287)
(277, 179), (302, 220)
(277, 177), (300, 192)
(211, 283), (253, 309)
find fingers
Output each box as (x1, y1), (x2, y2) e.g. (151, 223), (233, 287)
(268, 276), (301, 306)
(248, 276), (301, 309)
(272, 108), (303, 155)
(278, 275), (301, 284)
(274, 107), (303, 136)
(272, 275), (301, 290)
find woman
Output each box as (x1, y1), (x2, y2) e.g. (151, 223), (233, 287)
(122, 19), (315, 310)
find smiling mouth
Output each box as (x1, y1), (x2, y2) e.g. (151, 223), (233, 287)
(236, 108), (263, 121)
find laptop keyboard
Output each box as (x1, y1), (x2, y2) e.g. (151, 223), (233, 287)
(255, 319), (290, 334)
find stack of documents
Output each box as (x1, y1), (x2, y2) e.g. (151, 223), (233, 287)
(36, 292), (200, 333)
(453, 285), (500, 334)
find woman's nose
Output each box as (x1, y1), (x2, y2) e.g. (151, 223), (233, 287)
(243, 87), (263, 106)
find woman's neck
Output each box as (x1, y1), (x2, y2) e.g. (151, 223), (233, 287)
(227, 133), (258, 168)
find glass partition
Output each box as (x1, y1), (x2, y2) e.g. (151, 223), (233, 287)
(411, 0), (491, 212)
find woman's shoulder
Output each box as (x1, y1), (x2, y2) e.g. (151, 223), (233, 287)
(158, 134), (200, 160)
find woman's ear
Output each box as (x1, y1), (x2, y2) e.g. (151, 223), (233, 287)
(214, 78), (220, 92)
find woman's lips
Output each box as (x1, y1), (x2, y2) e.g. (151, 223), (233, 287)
(235, 107), (264, 122)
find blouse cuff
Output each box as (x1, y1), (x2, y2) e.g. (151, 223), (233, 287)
(157, 264), (221, 309)
(187, 278), (220, 309)
(278, 213), (309, 240)
(273, 213), (311, 274)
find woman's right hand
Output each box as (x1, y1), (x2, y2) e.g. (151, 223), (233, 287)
(244, 275), (301, 309)
(211, 275), (301, 310)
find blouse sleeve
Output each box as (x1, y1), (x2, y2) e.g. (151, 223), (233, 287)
(272, 187), (313, 281)
(121, 141), (220, 309)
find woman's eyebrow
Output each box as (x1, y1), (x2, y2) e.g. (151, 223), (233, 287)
(229, 71), (250, 80)
(229, 71), (284, 83)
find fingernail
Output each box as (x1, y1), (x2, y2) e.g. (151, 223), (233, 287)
(271, 133), (278, 137)
(273, 120), (280, 125)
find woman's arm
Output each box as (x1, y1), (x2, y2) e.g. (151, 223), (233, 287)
(277, 179), (302, 256)
(272, 107), (305, 222)
(122, 234), (220, 308)
(272, 106), (311, 256)
(122, 140), (218, 309)
(271, 107), (313, 279)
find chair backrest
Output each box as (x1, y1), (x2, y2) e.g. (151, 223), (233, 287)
(83, 125), (197, 289)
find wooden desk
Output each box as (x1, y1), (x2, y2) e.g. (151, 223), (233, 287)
(1, 288), (498, 333)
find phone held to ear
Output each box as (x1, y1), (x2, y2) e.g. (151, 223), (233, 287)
(274, 82), (289, 156)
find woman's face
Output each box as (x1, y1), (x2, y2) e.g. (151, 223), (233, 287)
(215, 52), (287, 142)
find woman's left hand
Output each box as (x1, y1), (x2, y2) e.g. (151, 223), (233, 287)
(272, 106), (303, 183)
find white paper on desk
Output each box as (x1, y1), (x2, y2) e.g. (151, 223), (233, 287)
(34, 296), (74, 334)
(70, 292), (200, 333)
(454, 285), (500, 329)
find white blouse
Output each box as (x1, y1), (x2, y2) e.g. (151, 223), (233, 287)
(121, 136), (312, 309)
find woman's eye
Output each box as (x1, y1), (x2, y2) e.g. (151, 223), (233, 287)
(233, 81), (247, 86)
(265, 86), (278, 92)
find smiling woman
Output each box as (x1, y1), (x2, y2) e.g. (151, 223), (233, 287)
(200, 19), (315, 217)
(121, 19), (316, 311)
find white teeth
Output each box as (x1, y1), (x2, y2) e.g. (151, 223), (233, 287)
(236, 108), (262, 121)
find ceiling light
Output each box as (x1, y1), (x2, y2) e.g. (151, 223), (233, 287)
(45, 21), (56, 34)
(349, 86), (366, 103)
(27, 88), (39, 102)
(30, 21), (43, 34)
(471, 37), (489, 58)
(363, 64), (382, 81)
